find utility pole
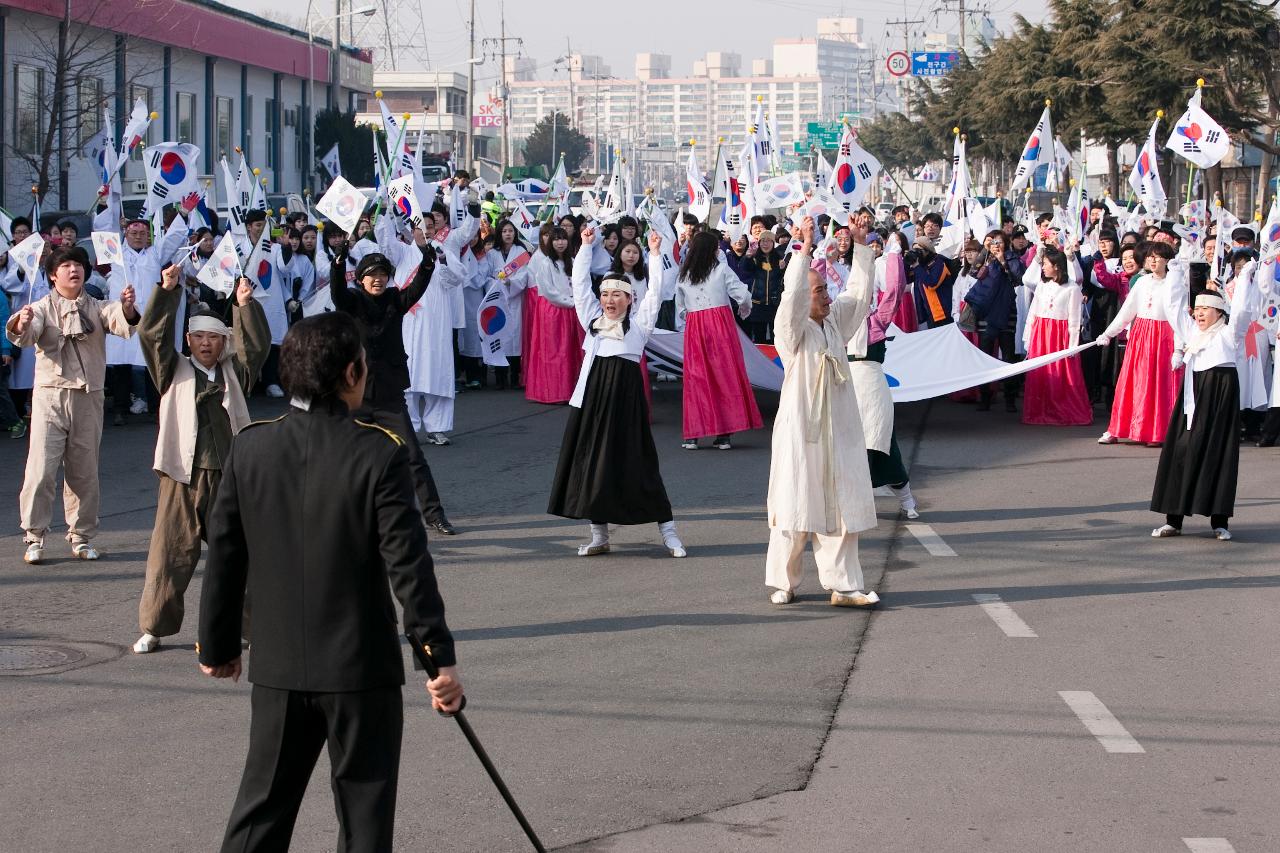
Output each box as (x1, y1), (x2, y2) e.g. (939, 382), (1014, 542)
(465, 0), (475, 173)
(940, 0), (967, 53)
(885, 16), (924, 118)
(481, 1), (522, 177)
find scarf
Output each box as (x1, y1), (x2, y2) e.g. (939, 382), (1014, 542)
(52, 291), (94, 341)
(1181, 315), (1228, 429)
(591, 315), (626, 340)
(920, 259), (951, 323)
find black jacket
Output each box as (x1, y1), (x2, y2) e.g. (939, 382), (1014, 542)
(964, 259), (1018, 338)
(738, 248), (787, 323)
(197, 404), (456, 691)
(330, 246), (435, 408)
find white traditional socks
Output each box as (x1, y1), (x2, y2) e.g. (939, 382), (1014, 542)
(658, 520), (686, 557)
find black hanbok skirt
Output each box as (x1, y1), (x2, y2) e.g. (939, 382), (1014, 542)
(547, 355), (673, 524)
(1150, 366), (1240, 518)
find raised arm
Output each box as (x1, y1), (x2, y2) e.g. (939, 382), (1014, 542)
(329, 246), (357, 312)
(1228, 259), (1257, 344)
(1163, 264), (1195, 348)
(139, 267), (184, 394)
(635, 232), (668, 333)
(572, 237), (601, 329)
(832, 242), (875, 343)
(773, 217), (817, 355)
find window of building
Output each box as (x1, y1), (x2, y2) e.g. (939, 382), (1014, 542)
(264, 98), (275, 168)
(77, 76), (102, 146)
(296, 105), (308, 170)
(216, 96), (233, 158)
(176, 92), (196, 145)
(13, 64), (43, 155)
(446, 90), (466, 115)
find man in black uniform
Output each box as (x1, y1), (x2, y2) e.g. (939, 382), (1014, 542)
(328, 232), (458, 535)
(198, 311), (463, 853)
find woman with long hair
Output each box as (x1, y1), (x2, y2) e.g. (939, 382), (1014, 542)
(489, 218), (532, 389)
(525, 225), (584, 404)
(1096, 241), (1181, 445)
(459, 225), (497, 388)
(549, 228), (685, 558)
(675, 230), (762, 449)
(1021, 245), (1092, 425)
(610, 237), (664, 408)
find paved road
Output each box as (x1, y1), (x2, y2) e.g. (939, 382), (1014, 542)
(1, 384), (1276, 852)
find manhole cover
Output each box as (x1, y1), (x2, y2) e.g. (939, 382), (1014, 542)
(0, 644), (87, 672)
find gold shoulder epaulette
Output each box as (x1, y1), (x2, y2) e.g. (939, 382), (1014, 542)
(354, 419), (405, 446)
(241, 413), (288, 430)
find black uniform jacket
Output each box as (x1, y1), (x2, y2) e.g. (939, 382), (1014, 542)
(329, 246), (435, 409)
(197, 402), (456, 691)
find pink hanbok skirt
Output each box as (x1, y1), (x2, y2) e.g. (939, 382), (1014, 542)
(1022, 317), (1092, 426)
(525, 297), (585, 404)
(681, 305), (763, 439)
(1107, 317), (1180, 443)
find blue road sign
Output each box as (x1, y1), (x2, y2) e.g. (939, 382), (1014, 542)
(911, 52), (958, 77)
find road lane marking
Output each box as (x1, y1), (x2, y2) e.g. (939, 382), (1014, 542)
(971, 594), (1038, 637)
(906, 523), (957, 557)
(1183, 840), (1236, 853)
(1058, 691), (1145, 753)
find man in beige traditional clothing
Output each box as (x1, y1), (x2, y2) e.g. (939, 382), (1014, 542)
(765, 217), (880, 606)
(132, 264), (269, 654)
(6, 246), (138, 564)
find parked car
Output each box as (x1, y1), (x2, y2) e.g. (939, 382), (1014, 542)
(38, 210), (94, 238)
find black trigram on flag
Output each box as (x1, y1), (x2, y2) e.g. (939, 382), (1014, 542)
(148, 150), (163, 169)
(149, 181), (170, 199)
(487, 338), (502, 353)
(857, 163), (872, 180)
(229, 206), (245, 227)
(661, 254), (673, 271)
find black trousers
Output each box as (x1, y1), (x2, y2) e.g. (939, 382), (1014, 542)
(254, 345), (281, 393)
(359, 405), (447, 524)
(978, 330), (1019, 404)
(221, 684), (403, 853)
(108, 364), (160, 414)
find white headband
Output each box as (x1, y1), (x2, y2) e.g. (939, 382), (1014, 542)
(1194, 293), (1229, 313)
(598, 277), (633, 296)
(188, 315), (231, 336)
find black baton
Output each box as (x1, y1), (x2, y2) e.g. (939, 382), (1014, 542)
(407, 631), (546, 853)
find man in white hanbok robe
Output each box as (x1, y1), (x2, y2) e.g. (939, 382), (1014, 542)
(765, 219), (879, 607)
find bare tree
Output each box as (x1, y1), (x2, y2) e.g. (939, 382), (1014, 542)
(8, 0), (163, 211)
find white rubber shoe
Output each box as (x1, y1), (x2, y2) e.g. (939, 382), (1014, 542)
(23, 543), (44, 564)
(72, 543), (100, 560)
(769, 589), (794, 605)
(1151, 524), (1181, 538)
(658, 521), (686, 557)
(1214, 528), (1232, 541)
(1097, 431), (1117, 445)
(578, 523), (610, 556)
(831, 590), (880, 607)
(132, 633), (161, 654)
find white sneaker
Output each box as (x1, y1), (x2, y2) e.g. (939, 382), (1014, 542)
(681, 440), (698, 450)
(577, 543), (610, 556)
(23, 543), (43, 564)
(129, 396), (148, 415)
(831, 589), (880, 607)
(427, 432), (451, 446)
(132, 633), (161, 654)
(658, 521), (685, 557)
(72, 543), (100, 560)
(1151, 524), (1181, 538)
(1214, 528), (1232, 541)
(265, 384), (285, 398)
(1097, 431), (1117, 445)
(769, 589), (794, 605)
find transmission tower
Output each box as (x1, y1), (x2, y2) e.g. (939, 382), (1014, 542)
(346, 0), (432, 71)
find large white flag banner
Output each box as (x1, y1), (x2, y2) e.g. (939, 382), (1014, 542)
(827, 125), (881, 211)
(1129, 119), (1167, 214)
(643, 323), (1097, 402)
(1165, 87), (1230, 169)
(316, 176), (368, 234)
(1009, 106), (1054, 194)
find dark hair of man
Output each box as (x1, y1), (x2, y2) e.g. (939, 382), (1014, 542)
(1040, 246), (1070, 283)
(431, 202), (448, 218)
(609, 238), (648, 281)
(244, 209), (267, 225)
(679, 230), (722, 285)
(453, 169), (471, 181)
(921, 212), (943, 228)
(279, 312), (367, 407)
(682, 213), (699, 227)
(1035, 212), (1054, 226)
(12, 216), (32, 232)
(892, 205), (910, 216)
(194, 227), (213, 240)
(617, 215), (638, 232)
(762, 214), (778, 229)
(301, 224), (318, 236)
(57, 219), (79, 236)
(1145, 240), (1175, 261)
(44, 244), (92, 277)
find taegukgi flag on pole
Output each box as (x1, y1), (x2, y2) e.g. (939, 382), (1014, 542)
(118, 98), (152, 163)
(685, 149), (710, 220)
(10, 233), (45, 285)
(1165, 86), (1230, 169)
(90, 232), (125, 267)
(315, 176), (368, 234)
(754, 172), (806, 209)
(1129, 118), (1167, 213)
(1009, 105), (1054, 194)
(320, 143), (343, 180)
(142, 142), (201, 217)
(827, 124), (880, 211)
(386, 174), (424, 231)
(718, 148), (746, 241)
(196, 232), (243, 296)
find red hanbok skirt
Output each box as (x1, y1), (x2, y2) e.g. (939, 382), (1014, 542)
(681, 305), (763, 439)
(1107, 317), (1180, 443)
(1022, 317), (1092, 426)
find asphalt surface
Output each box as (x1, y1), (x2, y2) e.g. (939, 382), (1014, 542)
(1, 381), (1276, 852)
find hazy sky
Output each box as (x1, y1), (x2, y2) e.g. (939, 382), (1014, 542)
(227, 0), (1051, 88)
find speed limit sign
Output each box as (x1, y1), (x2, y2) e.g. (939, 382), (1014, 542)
(886, 51), (910, 77)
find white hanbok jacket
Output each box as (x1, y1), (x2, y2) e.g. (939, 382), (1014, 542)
(767, 243), (877, 536)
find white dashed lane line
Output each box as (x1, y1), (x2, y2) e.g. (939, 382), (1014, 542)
(1058, 691), (1146, 754)
(971, 593), (1038, 638)
(905, 523), (957, 557)
(1182, 840), (1236, 853)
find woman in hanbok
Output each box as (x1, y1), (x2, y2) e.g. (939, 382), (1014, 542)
(675, 231), (761, 449)
(1096, 241), (1179, 445)
(458, 227), (497, 388)
(1021, 246), (1092, 426)
(490, 219), (532, 389)
(525, 226), (584, 404)
(1150, 265), (1255, 540)
(549, 229), (684, 558)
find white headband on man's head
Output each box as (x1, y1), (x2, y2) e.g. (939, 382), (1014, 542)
(598, 277), (633, 296)
(188, 314), (231, 336)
